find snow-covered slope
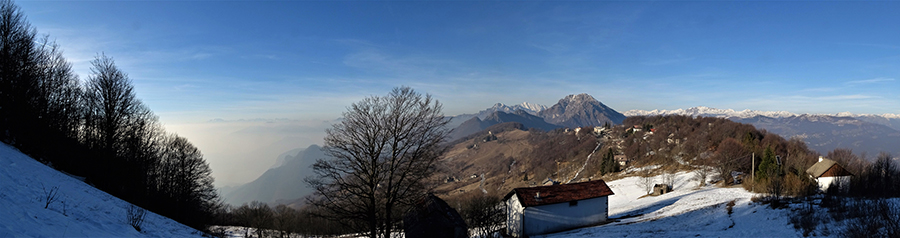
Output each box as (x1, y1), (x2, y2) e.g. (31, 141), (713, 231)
(537, 171), (804, 238)
(0, 142), (205, 237)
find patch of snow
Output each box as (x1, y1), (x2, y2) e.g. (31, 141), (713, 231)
(0, 142), (204, 237)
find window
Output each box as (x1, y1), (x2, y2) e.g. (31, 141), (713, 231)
(569, 200), (578, 207)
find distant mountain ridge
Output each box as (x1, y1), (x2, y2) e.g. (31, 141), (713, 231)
(624, 106), (900, 132)
(447, 93), (625, 141)
(735, 115), (900, 159)
(624, 106), (797, 119)
(469, 102), (548, 119)
(223, 145), (325, 205)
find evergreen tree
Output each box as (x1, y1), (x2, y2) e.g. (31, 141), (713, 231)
(600, 148), (618, 175)
(756, 146), (779, 180)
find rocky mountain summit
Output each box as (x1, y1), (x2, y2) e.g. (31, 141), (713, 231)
(538, 93), (626, 128)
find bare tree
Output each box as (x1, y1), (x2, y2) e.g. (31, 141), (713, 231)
(306, 87), (450, 238)
(662, 170), (676, 190)
(460, 194), (504, 238)
(693, 166), (712, 188)
(638, 169), (655, 195)
(712, 138), (746, 186)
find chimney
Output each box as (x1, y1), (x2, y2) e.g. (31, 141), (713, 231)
(819, 156), (824, 162)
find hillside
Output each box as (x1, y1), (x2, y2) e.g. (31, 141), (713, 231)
(625, 106), (900, 158)
(435, 114), (821, 203)
(436, 124), (612, 201)
(0, 142), (204, 237)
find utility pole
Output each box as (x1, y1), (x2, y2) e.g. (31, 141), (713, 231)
(751, 152), (755, 192)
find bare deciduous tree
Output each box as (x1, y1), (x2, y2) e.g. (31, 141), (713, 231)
(460, 194), (504, 238)
(306, 87), (450, 238)
(638, 169), (655, 195)
(712, 138), (746, 186)
(693, 166), (711, 188)
(662, 170), (676, 190)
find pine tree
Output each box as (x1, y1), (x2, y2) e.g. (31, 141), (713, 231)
(756, 147), (779, 180)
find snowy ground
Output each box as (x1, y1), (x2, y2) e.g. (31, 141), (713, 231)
(0, 142), (205, 237)
(536, 171), (807, 238)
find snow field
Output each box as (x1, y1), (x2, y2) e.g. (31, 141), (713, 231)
(0, 142), (204, 237)
(537, 171), (805, 238)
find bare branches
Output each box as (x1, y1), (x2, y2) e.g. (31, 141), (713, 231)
(307, 86), (449, 238)
(41, 183), (59, 209)
(126, 204), (146, 232)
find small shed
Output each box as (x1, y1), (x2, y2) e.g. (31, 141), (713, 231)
(403, 194), (467, 238)
(651, 184), (671, 196)
(504, 180), (614, 237)
(806, 156), (853, 192)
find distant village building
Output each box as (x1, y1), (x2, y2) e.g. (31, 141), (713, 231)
(806, 156), (853, 192)
(631, 125), (643, 132)
(504, 180), (614, 237)
(542, 178), (561, 186)
(614, 155), (629, 166)
(593, 127), (606, 135)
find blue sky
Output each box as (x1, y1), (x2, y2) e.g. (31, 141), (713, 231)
(17, 1), (900, 185)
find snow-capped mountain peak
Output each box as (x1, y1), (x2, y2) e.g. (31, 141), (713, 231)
(475, 102), (548, 119)
(518, 102), (548, 113)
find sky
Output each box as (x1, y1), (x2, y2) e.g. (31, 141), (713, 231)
(16, 1), (900, 186)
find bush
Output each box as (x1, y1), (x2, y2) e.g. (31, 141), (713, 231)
(126, 204), (146, 232)
(839, 199), (900, 238)
(458, 194), (504, 238)
(789, 198), (819, 237)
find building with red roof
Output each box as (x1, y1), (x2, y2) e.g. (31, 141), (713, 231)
(503, 179), (614, 237)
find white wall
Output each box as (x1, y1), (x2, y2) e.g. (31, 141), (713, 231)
(506, 195), (525, 237)
(817, 176), (851, 192)
(521, 196), (608, 237)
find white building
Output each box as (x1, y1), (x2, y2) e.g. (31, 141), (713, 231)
(503, 180), (614, 237)
(806, 156), (853, 192)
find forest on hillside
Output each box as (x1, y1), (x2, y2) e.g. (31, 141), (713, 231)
(0, 0), (219, 230)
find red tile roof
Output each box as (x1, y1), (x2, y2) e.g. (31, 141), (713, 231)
(505, 180), (614, 207)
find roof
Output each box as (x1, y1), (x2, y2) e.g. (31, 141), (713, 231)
(504, 180), (614, 207)
(806, 158), (852, 178)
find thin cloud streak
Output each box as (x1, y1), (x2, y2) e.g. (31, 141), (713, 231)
(847, 77), (895, 84)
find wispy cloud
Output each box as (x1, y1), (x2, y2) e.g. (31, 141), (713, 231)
(813, 94), (877, 100)
(847, 77), (895, 84)
(800, 87), (838, 93)
(642, 57), (695, 66)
